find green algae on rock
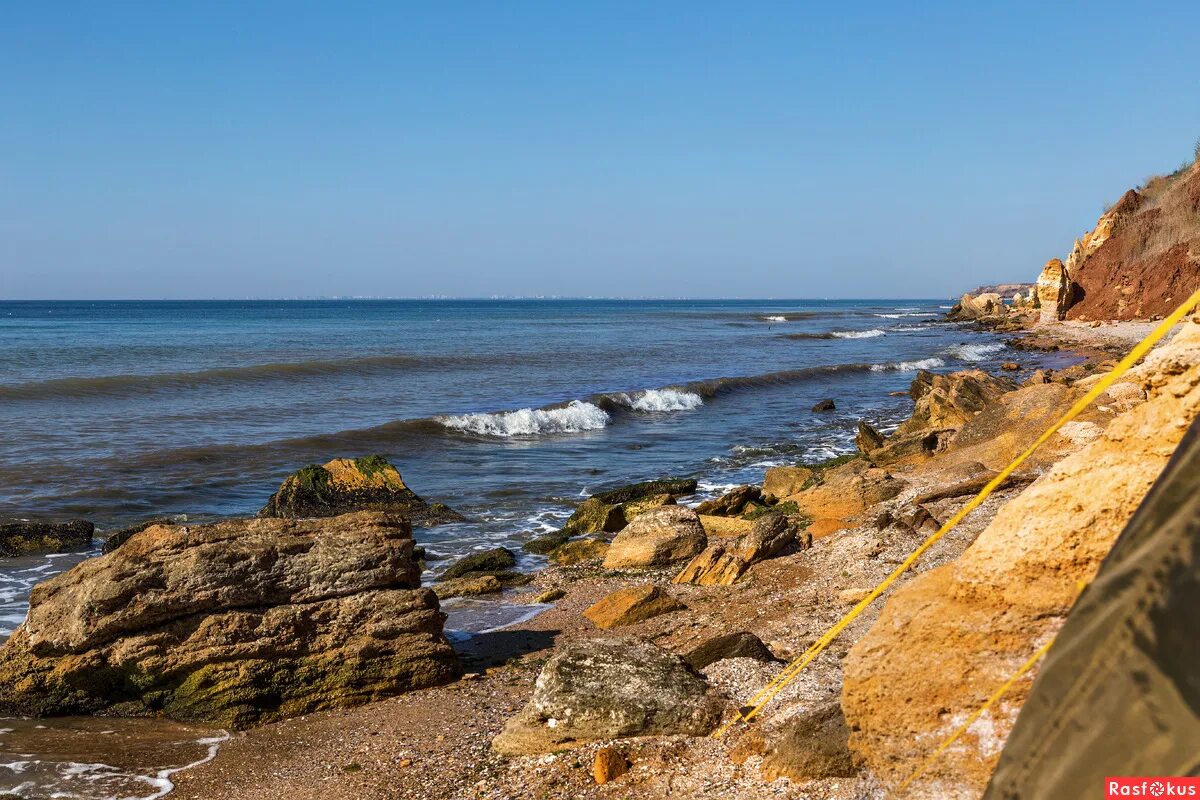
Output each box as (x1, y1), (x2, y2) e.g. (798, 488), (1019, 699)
(259, 455), (465, 525)
(0, 519), (93, 558)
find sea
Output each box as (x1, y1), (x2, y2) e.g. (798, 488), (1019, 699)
(0, 298), (1075, 798)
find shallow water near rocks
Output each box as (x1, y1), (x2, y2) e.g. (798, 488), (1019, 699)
(0, 717), (226, 800)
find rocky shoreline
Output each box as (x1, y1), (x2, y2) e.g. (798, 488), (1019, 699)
(147, 308), (1191, 799)
(0, 305), (1194, 800)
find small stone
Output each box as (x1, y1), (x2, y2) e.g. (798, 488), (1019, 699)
(1001, 362), (1020, 371)
(583, 585), (684, 629)
(533, 588), (566, 604)
(593, 747), (630, 784)
(837, 587), (872, 604)
(811, 398), (836, 412)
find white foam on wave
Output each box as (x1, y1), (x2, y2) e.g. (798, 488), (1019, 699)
(946, 342), (1006, 361)
(874, 312), (938, 319)
(612, 388), (704, 412)
(763, 315), (788, 322)
(438, 400), (610, 437)
(831, 329), (885, 339)
(871, 357), (946, 372)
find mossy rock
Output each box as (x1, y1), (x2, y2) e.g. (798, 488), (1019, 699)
(523, 530), (573, 554)
(259, 456), (466, 526)
(591, 478), (697, 506)
(0, 519), (94, 558)
(549, 538), (610, 566)
(562, 498), (626, 535)
(438, 547), (517, 581)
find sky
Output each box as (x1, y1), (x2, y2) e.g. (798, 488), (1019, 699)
(2, 2), (1198, 300)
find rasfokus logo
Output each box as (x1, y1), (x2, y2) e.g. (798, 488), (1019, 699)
(1107, 778), (1200, 797)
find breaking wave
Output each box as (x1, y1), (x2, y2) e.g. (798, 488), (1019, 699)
(781, 329), (885, 340)
(436, 400), (610, 437)
(760, 315), (789, 322)
(831, 329), (885, 339)
(601, 388), (704, 412)
(945, 342), (1006, 361)
(870, 357), (946, 372)
(874, 312), (939, 319)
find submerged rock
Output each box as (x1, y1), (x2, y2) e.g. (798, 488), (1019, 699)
(491, 637), (722, 754)
(0, 512), (459, 728)
(583, 585), (684, 629)
(259, 455), (465, 525)
(603, 506), (707, 569)
(0, 520), (93, 558)
(811, 398), (836, 412)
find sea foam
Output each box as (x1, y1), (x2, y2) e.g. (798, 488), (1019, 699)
(872, 357), (946, 372)
(946, 342), (1006, 361)
(831, 329), (885, 339)
(437, 400), (610, 437)
(610, 388), (704, 412)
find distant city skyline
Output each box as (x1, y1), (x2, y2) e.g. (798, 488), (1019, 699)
(3, 2), (1198, 300)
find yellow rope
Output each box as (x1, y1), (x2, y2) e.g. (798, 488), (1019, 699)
(713, 288), (1200, 740)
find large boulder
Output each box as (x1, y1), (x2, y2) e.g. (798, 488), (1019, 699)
(949, 292), (1005, 321)
(1, 520), (93, 557)
(259, 456), (464, 525)
(841, 319), (1200, 796)
(985, 417), (1200, 799)
(0, 512), (459, 728)
(760, 702), (857, 781)
(859, 370), (1016, 466)
(603, 506), (707, 569)
(1035, 258), (1073, 322)
(784, 460), (905, 532)
(491, 637), (723, 754)
(673, 514), (805, 586)
(763, 466), (815, 499)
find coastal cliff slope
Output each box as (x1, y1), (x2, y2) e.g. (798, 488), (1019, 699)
(841, 317), (1200, 797)
(1053, 159), (1199, 320)
(984, 417), (1200, 798)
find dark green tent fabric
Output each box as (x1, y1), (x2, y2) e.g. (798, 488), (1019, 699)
(984, 418), (1200, 798)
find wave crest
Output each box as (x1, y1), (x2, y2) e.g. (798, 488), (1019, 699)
(437, 400), (610, 437)
(946, 342), (1006, 361)
(605, 388), (704, 412)
(871, 357), (946, 372)
(831, 329), (885, 339)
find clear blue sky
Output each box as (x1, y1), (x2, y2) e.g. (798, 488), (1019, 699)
(2, 2), (1197, 299)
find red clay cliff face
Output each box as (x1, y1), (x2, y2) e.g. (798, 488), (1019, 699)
(1063, 166), (1200, 320)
